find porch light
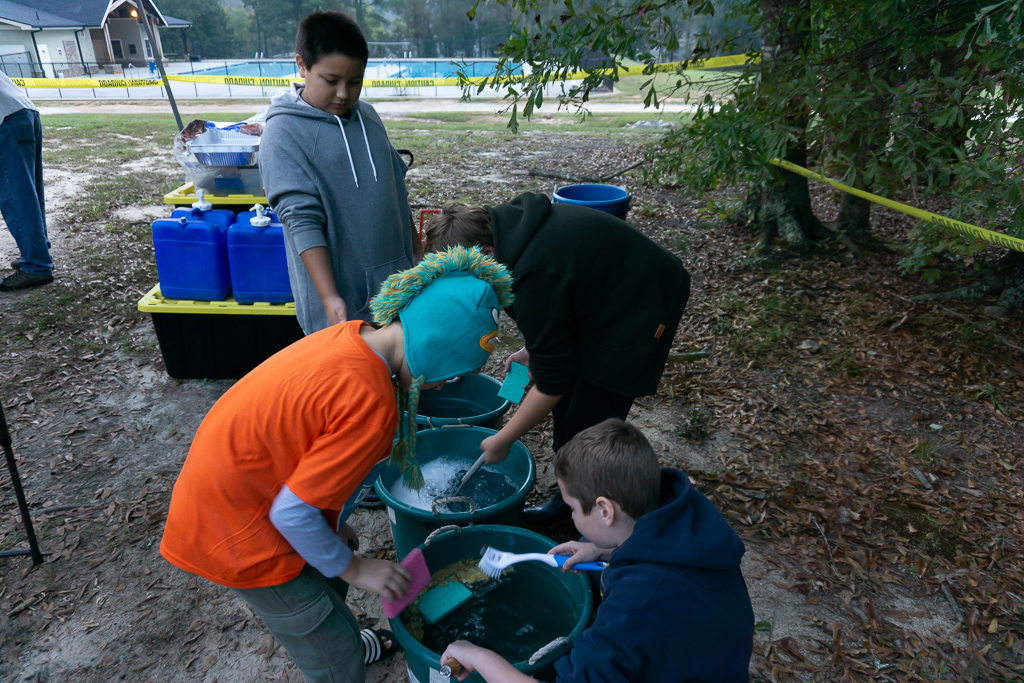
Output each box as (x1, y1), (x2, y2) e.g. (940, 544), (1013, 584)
(131, 9), (138, 17)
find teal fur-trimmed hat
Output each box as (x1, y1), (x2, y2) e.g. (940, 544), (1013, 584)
(370, 246), (514, 487)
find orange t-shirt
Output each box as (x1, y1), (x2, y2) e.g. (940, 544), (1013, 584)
(160, 321), (397, 589)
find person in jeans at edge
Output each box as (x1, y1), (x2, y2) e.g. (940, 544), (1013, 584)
(0, 71), (52, 292)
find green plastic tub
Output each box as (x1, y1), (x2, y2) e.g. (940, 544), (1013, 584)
(374, 426), (535, 559)
(416, 373), (511, 431)
(393, 525), (593, 683)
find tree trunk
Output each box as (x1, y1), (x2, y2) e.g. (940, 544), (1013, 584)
(831, 46), (900, 247)
(834, 138), (872, 240)
(836, 193), (871, 239)
(747, 144), (830, 252)
(748, 0), (827, 253)
(996, 252), (1024, 311)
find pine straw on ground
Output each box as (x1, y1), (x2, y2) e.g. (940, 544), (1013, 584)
(0, 126), (1021, 681)
(634, 180), (1024, 680)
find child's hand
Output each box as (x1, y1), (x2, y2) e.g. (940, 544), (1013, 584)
(503, 347), (530, 375)
(549, 541), (605, 570)
(324, 296), (348, 326)
(440, 641), (486, 681)
(339, 556), (410, 602)
(441, 641), (536, 682)
(480, 433), (511, 465)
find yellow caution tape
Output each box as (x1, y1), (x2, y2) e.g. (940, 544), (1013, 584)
(366, 76), (475, 87)
(164, 74), (515, 87)
(165, 55), (756, 87)
(165, 74), (300, 87)
(615, 53), (759, 75)
(771, 158), (1024, 254)
(12, 77), (164, 88)
(15, 54), (757, 89)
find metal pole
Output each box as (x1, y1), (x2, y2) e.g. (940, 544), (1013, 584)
(0, 403), (44, 565)
(74, 28), (87, 75)
(136, 0), (183, 130)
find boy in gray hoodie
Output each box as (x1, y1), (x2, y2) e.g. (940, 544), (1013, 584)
(260, 10), (422, 334)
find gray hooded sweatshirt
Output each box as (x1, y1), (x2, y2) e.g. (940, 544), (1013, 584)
(260, 84), (414, 334)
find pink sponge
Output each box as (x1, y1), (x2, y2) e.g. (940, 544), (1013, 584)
(382, 548), (431, 619)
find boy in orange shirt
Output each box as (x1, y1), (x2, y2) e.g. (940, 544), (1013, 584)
(161, 247), (513, 683)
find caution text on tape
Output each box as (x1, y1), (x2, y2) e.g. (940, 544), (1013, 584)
(165, 74), (519, 87)
(12, 77), (164, 88)
(14, 54), (758, 89)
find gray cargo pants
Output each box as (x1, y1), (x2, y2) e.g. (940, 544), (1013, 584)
(232, 564), (364, 683)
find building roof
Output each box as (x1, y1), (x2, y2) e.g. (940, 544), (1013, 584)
(163, 13), (188, 28)
(0, 0), (189, 30)
(0, 0), (83, 28)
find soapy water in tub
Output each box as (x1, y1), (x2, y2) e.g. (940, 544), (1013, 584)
(404, 558), (578, 663)
(388, 454), (518, 513)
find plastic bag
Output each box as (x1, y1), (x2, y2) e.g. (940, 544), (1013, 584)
(172, 111), (268, 194)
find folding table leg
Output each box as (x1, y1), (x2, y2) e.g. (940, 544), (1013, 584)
(0, 403), (44, 565)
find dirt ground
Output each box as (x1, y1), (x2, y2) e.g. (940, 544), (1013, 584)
(0, 108), (1022, 682)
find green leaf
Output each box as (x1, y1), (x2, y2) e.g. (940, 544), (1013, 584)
(754, 620), (772, 631)
(507, 103), (519, 134)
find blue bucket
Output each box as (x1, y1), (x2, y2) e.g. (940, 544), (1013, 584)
(415, 373), (511, 431)
(552, 184), (632, 220)
(375, 427), (535, 559)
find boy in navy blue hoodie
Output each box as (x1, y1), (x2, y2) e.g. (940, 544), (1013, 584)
(442, 419), (754, 682)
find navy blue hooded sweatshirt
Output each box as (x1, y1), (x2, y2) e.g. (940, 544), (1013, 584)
(553, 469), (754, 683)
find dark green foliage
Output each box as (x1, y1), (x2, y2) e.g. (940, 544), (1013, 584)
(466, 0), (1022, 280)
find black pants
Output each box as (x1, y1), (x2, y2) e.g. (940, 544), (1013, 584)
(551, 377), (635, 452)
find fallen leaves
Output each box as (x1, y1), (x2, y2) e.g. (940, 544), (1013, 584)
(646, 178), (1024, 679)
(0, 123), (1019, 682)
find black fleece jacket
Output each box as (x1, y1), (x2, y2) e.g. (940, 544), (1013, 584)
(488, 192), (690, 397)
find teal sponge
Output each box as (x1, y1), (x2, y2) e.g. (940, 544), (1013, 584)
(498, 361), (531, 404)
(417, 581), (474, 624)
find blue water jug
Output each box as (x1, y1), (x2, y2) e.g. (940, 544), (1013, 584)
(169, 208), (236, 230)
(227, 204), (293, 305)
(153, 198), (233, 301)
(168, 189), (236, 230)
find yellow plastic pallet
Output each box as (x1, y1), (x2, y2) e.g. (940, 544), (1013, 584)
(163, 182), (268, 207)
(138, 284), (296, 316)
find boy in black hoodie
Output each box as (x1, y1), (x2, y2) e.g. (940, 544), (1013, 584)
(425, 194), (690, 524)
(441, 419), (754, 682)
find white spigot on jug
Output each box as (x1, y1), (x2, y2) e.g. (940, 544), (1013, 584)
(192, 189), (213, 212)
(250, 204), (271, 227)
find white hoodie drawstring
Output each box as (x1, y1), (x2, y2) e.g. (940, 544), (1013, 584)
(334, 114), (359, 188)
(355, 110), (378, 183)
(333, 111), (378, 187)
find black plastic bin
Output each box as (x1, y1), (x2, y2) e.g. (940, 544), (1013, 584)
(138, 285), (303, 380)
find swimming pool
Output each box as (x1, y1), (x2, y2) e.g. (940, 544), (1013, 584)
(373, 60), (523, 79)
(190, 60), (522, 80)
(191, 61), (300, 78)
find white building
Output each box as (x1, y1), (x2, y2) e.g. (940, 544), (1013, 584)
(0, 0), (189, 78)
